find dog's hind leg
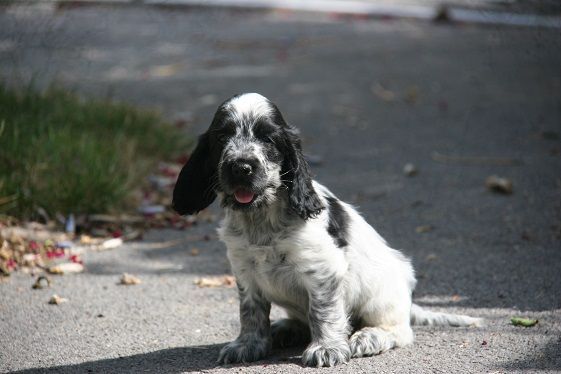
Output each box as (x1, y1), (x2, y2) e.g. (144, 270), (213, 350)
(349, 323), (413, 358)
(271, 318), (311, 348)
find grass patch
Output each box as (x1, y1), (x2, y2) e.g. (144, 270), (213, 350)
(0, 84), (190, 218)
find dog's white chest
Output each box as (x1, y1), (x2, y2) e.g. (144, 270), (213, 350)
(245, 244), (307, 310)
(247, 244), (287, 280)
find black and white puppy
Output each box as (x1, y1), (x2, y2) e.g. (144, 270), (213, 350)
(173, 93), (481, 367)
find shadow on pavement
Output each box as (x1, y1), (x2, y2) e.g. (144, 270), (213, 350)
(10, 344), (302, 374)
(501, 337), (561, 371)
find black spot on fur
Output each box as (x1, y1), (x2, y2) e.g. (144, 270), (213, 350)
(326, 196), (349, 248)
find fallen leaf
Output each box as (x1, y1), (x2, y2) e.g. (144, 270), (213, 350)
(416, 225), (433, 234)
(371, 83), (396, 102)
(486, 175), (513, 194)
(190, 247), (200, 256)
(48, 262), (84, 275)
(120, 273), (141, 285)
(194, 275), (236, 288)
(511, 317), (538, 327)
(101, 238), (123, 250)
(32, 275), (51, 289)
(48, 294), (68, 305)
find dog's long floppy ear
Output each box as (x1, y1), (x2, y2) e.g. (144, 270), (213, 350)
(281, 126), (324, 219)
(172, 132), (217, 215)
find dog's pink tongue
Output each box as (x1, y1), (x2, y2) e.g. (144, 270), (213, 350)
(234, 189), (255, 204)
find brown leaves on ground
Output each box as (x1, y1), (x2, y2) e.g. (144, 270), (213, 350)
(194, 275), (236, 288)
(119, 273), (142, 285)
(48, 262), (84, 275)
(485, 175), (513, 194)
(48, 294), (68, 305)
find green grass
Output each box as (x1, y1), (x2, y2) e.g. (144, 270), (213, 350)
(0, 84), (190, 218)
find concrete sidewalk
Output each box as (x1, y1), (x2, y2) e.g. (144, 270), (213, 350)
(1, 4), (560, 373)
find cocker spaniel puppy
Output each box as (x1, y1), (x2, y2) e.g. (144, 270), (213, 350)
(173, 93), (480, 367)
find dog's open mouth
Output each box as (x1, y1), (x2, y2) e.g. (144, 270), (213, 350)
(234, 189), (256, 204)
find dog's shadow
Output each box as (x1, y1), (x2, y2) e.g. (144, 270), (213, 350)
(11, 344), (303, 373)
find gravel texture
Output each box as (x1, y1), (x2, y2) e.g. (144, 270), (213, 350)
(1, 4), (560, 373)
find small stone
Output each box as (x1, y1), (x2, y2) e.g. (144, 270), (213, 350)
(403, 163), (418, 176)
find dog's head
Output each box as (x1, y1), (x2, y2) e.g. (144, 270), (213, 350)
(172, 93), (324, 219)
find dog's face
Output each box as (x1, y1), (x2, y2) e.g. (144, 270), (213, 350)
(172, 93), (324, 219)
(216, 94), (285, 211)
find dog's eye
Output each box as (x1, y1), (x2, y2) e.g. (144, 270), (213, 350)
(262, 136), (274, 144)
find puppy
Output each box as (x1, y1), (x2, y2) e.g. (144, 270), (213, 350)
(173, 93), (481, 367)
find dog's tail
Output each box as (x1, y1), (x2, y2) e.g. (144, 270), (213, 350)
(410, 303), (482, 327)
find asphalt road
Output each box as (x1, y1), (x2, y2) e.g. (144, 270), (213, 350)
(1, 3), (560, 373)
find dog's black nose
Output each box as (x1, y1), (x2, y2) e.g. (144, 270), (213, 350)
(231, 162), (253, 177)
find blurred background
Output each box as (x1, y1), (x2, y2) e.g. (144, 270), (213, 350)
(1, 1), (560, 373)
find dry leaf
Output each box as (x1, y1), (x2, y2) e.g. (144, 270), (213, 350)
(190, 248), (200, 256)
(32, 275), (51, 289)
(371, 83), (396, 102)
(101, 238), (123, 250)
(486, 176), (513, 194)
(48, 262), (84, 275)
(416, 225), (433, 233)
(120, 273), (141, 285)
(48, 294), (68, 305)
(194, 275), (236, 288)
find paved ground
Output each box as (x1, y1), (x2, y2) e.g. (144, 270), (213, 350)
(1, 3), (560, 373)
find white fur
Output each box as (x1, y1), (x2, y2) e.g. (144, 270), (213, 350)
(193, 93), (482, 367)
(218, 181), (481, 366)
(227, 93), (272, 124)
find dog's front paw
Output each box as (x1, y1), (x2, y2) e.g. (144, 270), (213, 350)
(217, 334), (271, 365)
(301, 341), (350, 367)
(349, 328), (383, 357)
